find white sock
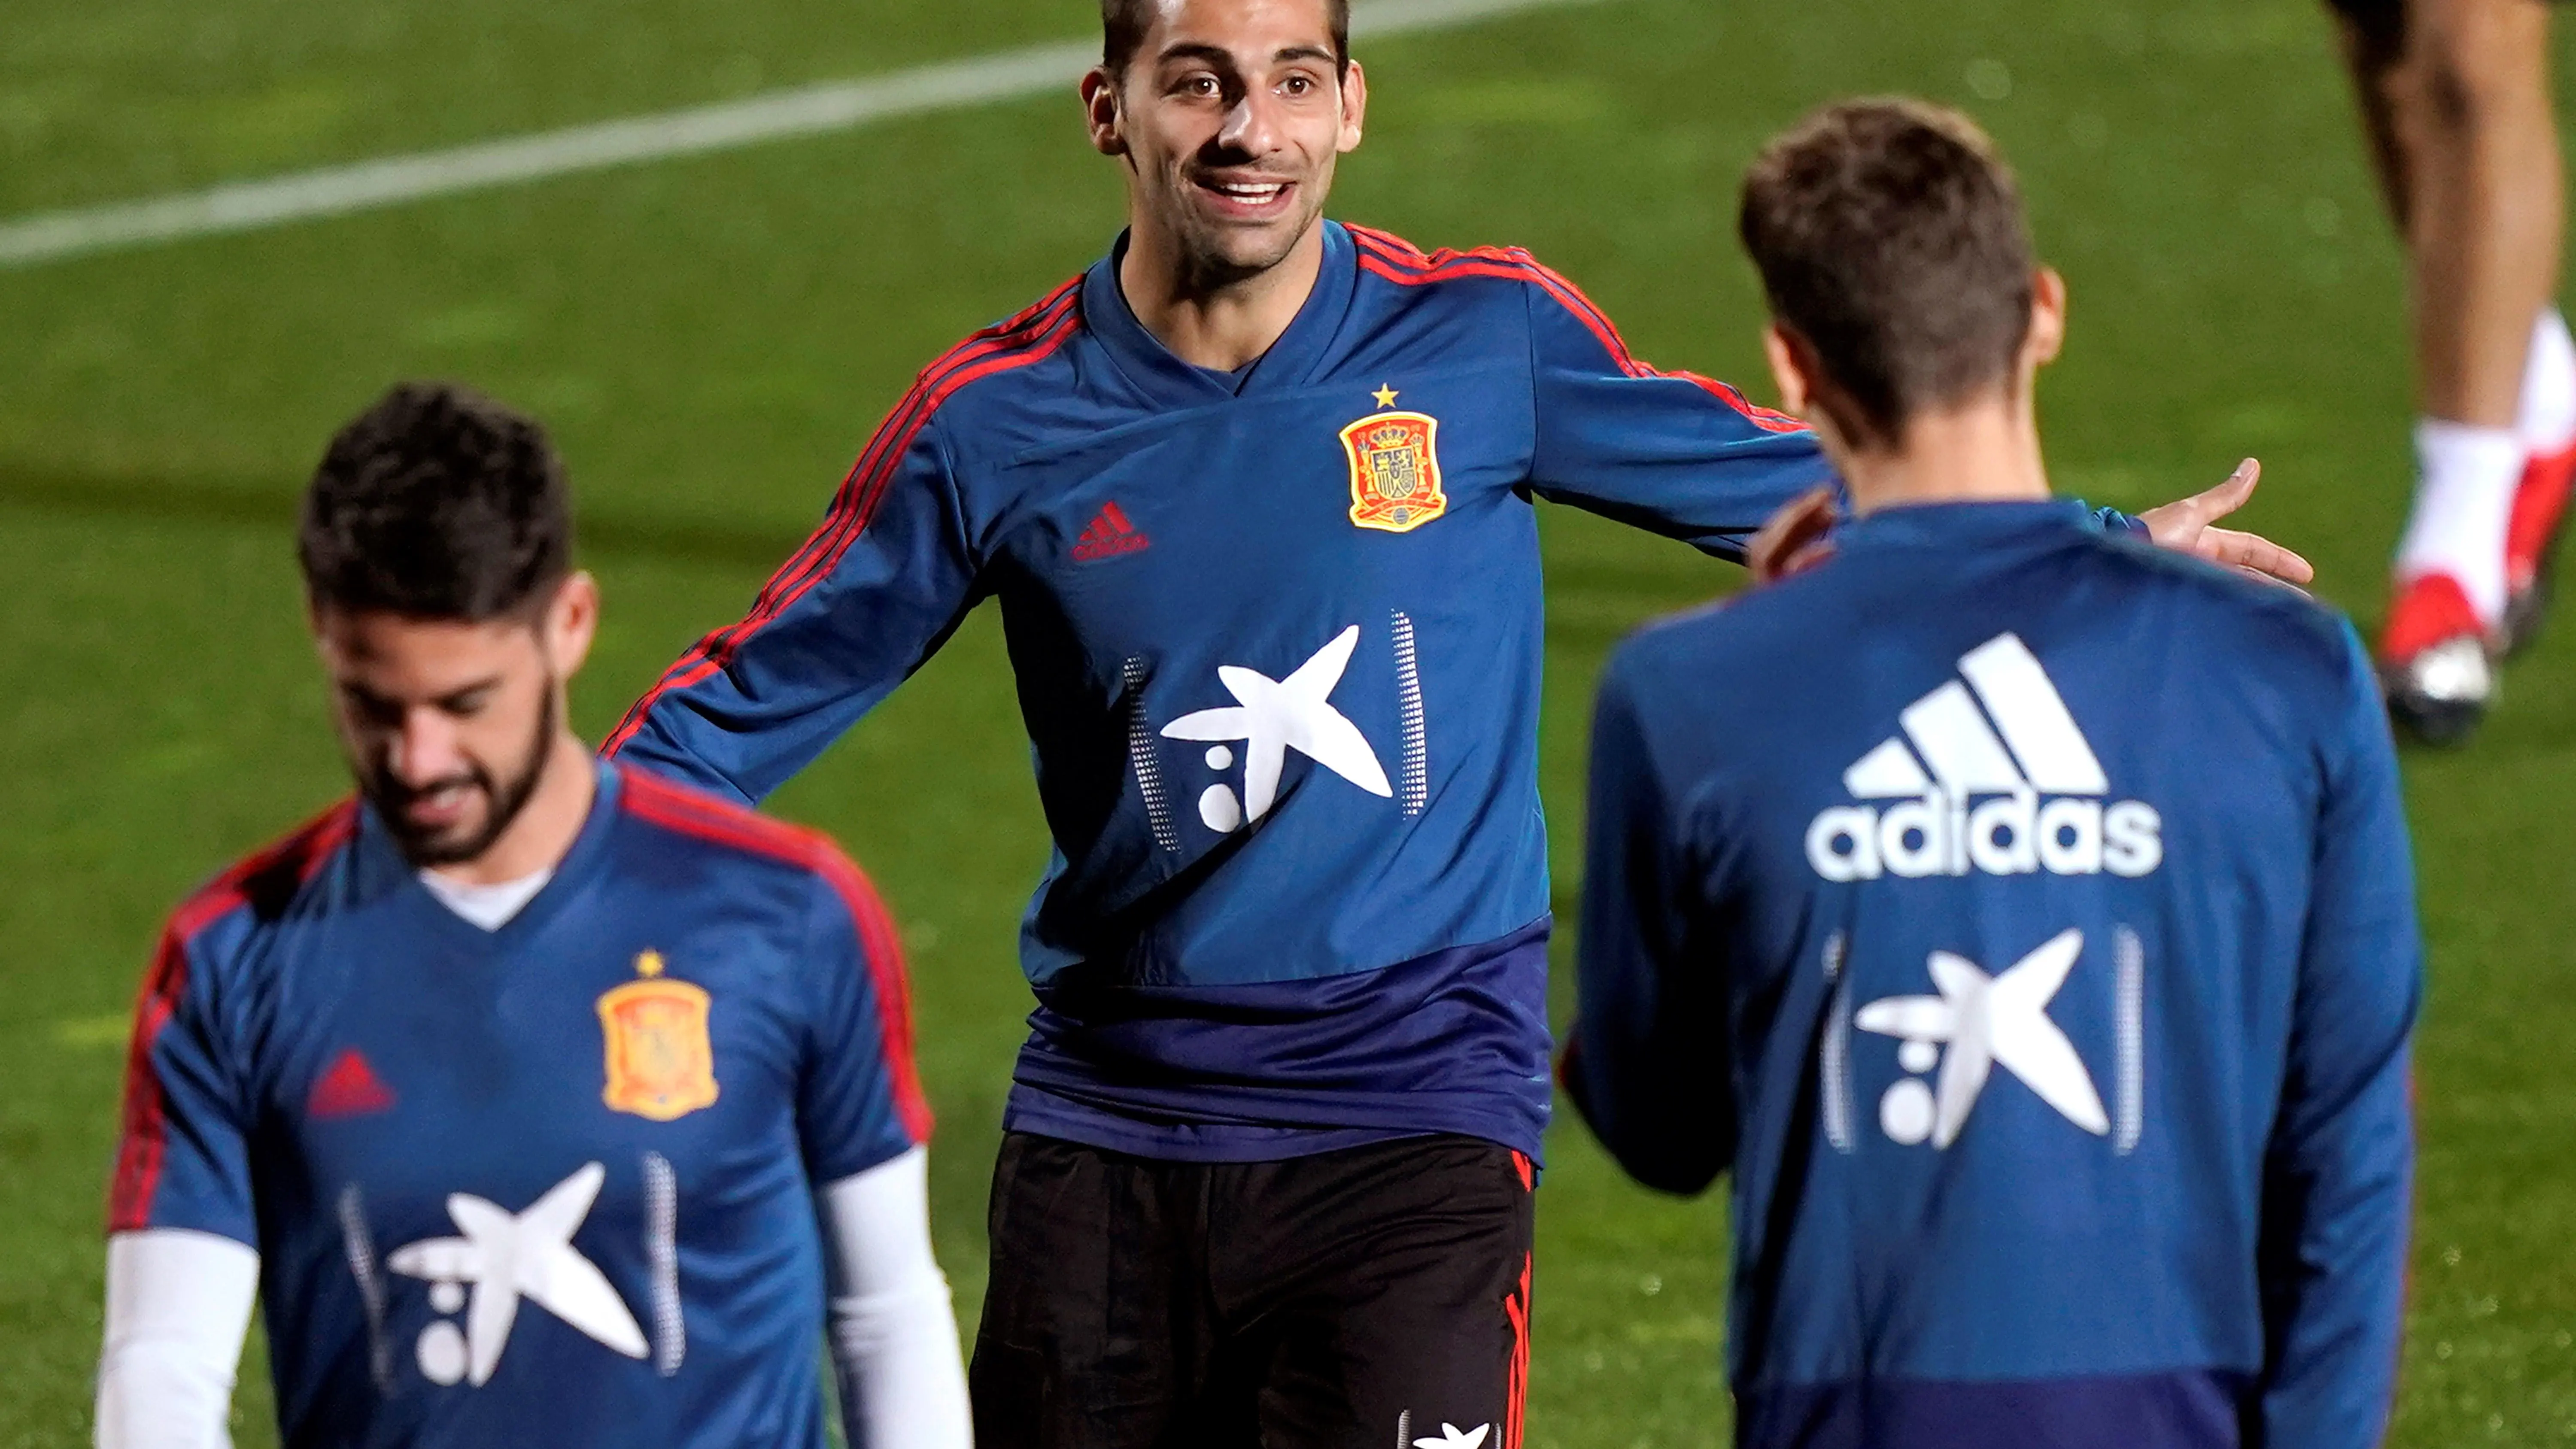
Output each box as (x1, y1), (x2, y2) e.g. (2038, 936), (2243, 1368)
(2518, 306), (2576, 456)
(2397, 419), (2524, 624)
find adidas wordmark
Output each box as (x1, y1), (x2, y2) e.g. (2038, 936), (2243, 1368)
(1805, 634), (2163, 882)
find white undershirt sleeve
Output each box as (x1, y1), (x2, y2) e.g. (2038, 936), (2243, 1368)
(817, 1147), (973, 1449)
(97, 1229), (261, 1449)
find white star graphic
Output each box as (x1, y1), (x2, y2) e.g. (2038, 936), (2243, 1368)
(1854, 928), (2109, 1148)
(1414, 1425), (1491, 1449)
(1161, 624), (1392, 823)
(386, 1162), (648, 1385)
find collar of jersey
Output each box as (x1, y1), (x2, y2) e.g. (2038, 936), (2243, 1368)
(356, 758), (623, 948)
(1834, 497), (2097, 554)
(1082, 221), (1361, 407)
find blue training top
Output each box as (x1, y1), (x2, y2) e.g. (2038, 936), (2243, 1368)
(605, 221), (1835, 1162)
(1566, 500), (2420, 1449)
(112, 763), (927, 1446)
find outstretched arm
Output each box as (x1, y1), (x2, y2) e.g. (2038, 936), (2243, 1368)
(603, 397), (984, 807)
(1520, 266), (1840, 564)
(1744, 462), (2318, 587)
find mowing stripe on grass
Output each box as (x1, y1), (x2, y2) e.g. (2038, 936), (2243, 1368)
(0, 0), (1609, 271)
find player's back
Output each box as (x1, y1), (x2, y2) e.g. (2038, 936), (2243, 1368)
(1574, 499), (2418, 1447)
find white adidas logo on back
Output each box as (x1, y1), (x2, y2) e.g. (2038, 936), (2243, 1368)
(1805, 633), (2163, 882)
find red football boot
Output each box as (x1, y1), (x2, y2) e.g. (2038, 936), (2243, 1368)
(2503, 436), (2576, 655)
(2381, 572), (2496, 746)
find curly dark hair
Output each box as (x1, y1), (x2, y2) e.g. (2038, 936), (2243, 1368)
(298, 382), (573, 621)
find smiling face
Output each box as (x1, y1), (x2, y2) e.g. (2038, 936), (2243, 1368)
(1086, 0), (1367, 291)
(312, 577), (595, 869)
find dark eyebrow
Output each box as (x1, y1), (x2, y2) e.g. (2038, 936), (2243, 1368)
(1154, 43), (1240, 69)
(435, 676), (507, 708)
(1153, 41), (1339, 69)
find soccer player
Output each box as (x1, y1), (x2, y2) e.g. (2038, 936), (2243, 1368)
(604, 2), (2309, 1442)
(1564, 101), (2419, 1446)
(2331, 0), (2576, 740)
(94, 384), (972, 1448)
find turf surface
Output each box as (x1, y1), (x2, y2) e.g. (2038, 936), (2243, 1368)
(3, 0), (2573, 1442)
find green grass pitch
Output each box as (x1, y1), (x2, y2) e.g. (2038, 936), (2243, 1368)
(4, 0), (2574, 1442)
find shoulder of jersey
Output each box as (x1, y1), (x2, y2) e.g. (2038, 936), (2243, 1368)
(1344, 222), (1569, 305)
(163, 797), (363, 952)
(617, 766), (842, 868)
(2081, 526), (2357, 672)
(896, 272), (1093, 423)
(1619, 550), (1866, 682)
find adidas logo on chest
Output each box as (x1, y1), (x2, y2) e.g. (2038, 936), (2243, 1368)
(1805, 633), (2163, 882)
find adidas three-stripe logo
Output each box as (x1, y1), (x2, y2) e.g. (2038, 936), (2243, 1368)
(1806, 633), (2163, 882)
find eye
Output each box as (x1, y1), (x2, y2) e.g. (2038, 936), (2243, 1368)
(343, 689), (402, 728)
(440, 690), (493, 719)
(1282, 74), (1314, 96)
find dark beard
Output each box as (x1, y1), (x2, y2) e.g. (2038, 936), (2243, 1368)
(367, 686), (558, 869)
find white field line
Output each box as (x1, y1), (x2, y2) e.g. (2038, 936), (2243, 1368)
(0, 0), (1607, 271)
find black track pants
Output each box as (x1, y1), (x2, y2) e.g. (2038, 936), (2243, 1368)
(969, 1131), (1537, 1449)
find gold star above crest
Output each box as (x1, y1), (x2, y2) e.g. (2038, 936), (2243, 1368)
(1372, 383), (1400, 409)
(635, 949), (665, 978)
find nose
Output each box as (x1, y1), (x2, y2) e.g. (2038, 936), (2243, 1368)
(389, 707), (468, 787)
(1216, 87), (1283, 159)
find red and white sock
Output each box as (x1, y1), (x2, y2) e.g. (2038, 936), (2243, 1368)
(2397, 419), (2524, 628)
(2509, 307), (2576, 592)
(2517, 307), (2576, 457)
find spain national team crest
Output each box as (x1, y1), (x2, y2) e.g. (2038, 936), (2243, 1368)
(1340, 410), (1449, 534)
(597, 950), (719, 1122)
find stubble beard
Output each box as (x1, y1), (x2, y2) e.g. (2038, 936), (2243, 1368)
(369, 685), (560, 870)
(1167, 170), (1329, 298)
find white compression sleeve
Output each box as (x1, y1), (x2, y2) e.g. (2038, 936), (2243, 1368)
(818, 1147), (973, 1449)
(97, 1230), (261, 1449)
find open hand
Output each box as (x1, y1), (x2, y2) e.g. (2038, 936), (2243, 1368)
(2138, 459), (2315, 589)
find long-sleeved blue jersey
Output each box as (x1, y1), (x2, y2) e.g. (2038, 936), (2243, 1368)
(605, 222), (1832, 1162)
(1565, 500), (2420, 1448)
(111, 764), (928, 1446)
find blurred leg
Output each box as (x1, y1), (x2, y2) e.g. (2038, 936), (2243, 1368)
(2336, 0), (2564, 737)
(2396, 0), (2561, 429)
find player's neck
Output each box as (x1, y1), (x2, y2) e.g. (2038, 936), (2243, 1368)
(427, 733), (598, 887)
(1838, 395), (2054, 516)
(1119, 219), (1327, 372)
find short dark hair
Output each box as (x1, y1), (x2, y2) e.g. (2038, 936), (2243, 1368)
(1738, 99), (2037, 447)
(1101, 0), (1351, 76)
(298, 382), (572, 620)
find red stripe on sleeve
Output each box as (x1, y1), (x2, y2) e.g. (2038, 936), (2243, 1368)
(811, 849), (936, 1145)
(109, 930), (191, 1233)
(1346, 225), (1808, 436)
(109, 801), (357, 1234)
(603, 279), (1087, 759)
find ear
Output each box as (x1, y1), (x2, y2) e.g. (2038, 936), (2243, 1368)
(1762, 322), (1817, 418)
(1337, 58), (1368, 154)
(1081, 67), (1127, 158)
(2026, 267), (2067, 369)
(543, 572), (600, 679)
